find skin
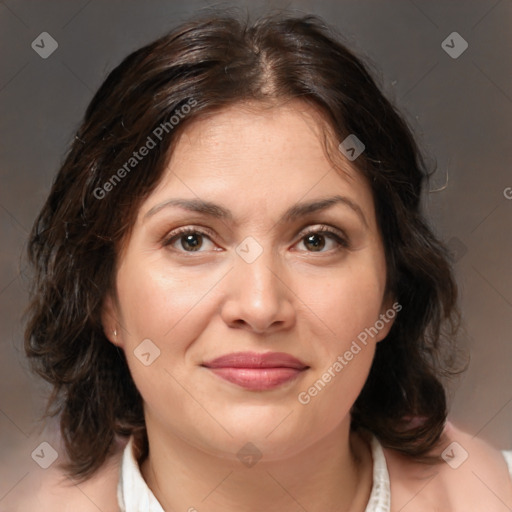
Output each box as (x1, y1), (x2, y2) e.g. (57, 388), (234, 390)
(6, 423), (512, 511)
(102, 100), (397, 512)
(6, 105), (512, 512)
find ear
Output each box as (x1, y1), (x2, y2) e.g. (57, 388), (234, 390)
(101, 292), (123, 347)
(374, 294), (401, 343)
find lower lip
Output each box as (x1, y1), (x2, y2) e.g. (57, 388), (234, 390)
(206, 367), (306, 390)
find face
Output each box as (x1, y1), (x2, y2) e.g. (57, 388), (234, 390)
(103, 101), (395, 461)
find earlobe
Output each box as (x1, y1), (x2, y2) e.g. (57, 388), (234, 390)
(101, 293), (122, 346)
(375, 296), (400, 343)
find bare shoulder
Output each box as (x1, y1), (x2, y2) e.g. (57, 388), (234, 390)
(2, 449), (122, 512)
(383, 422), (512, 512)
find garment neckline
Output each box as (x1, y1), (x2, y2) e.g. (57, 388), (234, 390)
(117, 435), (391, 512)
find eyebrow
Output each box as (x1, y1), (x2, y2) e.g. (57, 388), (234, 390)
(144, 194), (368, 227)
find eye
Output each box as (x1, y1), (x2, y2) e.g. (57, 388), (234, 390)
(162, 224), (349, 254)
(295, 225), (349, 253)
(163, 227), (217, 253)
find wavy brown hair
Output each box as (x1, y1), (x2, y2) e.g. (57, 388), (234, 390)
(25, 9), (461, 481)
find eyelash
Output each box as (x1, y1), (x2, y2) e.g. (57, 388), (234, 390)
(162, 224), (349, 253)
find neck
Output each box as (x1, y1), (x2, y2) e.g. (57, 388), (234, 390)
(140, 420), (373, 512)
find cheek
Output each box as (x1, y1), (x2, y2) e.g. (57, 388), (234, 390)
(295, 255), (387, 348)
(114, 256), (223, 362)
(113, 258), (221, 412)
(293, 263), (384, 430)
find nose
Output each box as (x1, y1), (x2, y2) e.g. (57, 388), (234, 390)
(220, 246), (296, 334)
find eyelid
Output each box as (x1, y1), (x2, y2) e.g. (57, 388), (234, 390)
(162, 223), (350, 255)
(161, 225), (217, 248)
(296, 223), (349, 246)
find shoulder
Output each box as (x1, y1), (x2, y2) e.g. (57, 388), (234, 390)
(383, 421), (512, 512)
(2, 443), (124, 512)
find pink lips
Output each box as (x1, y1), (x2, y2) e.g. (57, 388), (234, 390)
(202, 351), (309, 391)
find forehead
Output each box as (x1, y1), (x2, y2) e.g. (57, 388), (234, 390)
(138, 101), (375, 226)
(169, 100), (341, 175)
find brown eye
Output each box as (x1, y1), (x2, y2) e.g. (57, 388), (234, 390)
(164, 228), (216, 253)
(303, 233), (326, 252)
(179, 233), (203, 251)
(296, 226), (349, 253)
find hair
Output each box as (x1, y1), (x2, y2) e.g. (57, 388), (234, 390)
(25, 9), (461, 481)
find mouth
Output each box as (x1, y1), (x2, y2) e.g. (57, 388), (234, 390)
(201, 351), (310, 391)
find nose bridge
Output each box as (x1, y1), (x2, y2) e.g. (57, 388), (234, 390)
(222, 235), (292, 332)
(234, 235), (281, 302)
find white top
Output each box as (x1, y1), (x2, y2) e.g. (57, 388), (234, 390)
(117, 436), (512, 512)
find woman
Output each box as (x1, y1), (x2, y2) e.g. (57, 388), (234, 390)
(19, 10), (512, 512)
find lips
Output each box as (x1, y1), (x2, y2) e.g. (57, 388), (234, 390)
(202, 351), (309, 391)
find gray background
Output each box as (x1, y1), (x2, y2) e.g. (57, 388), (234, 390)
(1, 0), (511, 501)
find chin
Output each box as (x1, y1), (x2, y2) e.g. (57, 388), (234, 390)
(214, 413), (313, 454)
(202, 430), (307, 463)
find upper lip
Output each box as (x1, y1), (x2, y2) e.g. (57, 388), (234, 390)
(202, 351), (309, 370)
